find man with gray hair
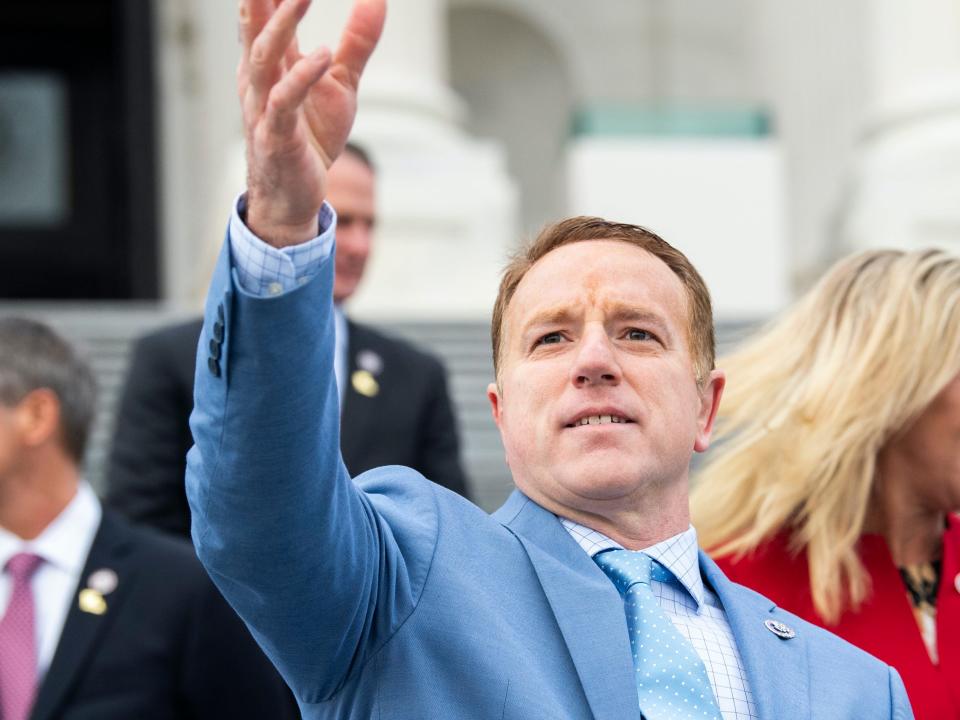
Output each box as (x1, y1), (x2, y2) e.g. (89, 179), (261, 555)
(0, 317), (298, 720)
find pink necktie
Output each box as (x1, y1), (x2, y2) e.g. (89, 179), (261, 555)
(0, 552), (44, 720)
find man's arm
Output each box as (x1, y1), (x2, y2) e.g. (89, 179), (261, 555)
(186, 0), (442, 702)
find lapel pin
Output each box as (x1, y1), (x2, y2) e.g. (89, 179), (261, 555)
(764, 619), (796, 639)
(356, 350), (383, 375)
(87, 568), (119, 596)
(78, 588), (108, 616)
(352, 369), (380, 398)
(954, 572), (960, 594)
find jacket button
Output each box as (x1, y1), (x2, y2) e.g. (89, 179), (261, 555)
(209, 339), (221, 360)
(208, 358), (221, 378)
(217, 303), (225, 322)
(213, 321), (224, 342)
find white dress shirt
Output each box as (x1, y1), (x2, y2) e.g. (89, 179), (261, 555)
(560, 519), (758, 720)
(227, 198), (759, 719)
(0, 483), (101, 678)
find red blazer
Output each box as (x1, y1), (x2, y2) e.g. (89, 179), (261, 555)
(714, 515), (960, 720)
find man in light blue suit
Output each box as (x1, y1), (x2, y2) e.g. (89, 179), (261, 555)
(186, 0), (914, 718)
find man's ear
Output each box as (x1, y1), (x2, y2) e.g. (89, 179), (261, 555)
(693, 369), (725, 453)
(15, 389), (62, 449)
(486, 382), (503, 429)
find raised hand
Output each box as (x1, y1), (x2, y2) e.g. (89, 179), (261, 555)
(239, 0), (386, 247)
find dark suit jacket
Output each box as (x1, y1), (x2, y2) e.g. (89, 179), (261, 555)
(106, 317), (468, 538)
(30, 509), (298, 720)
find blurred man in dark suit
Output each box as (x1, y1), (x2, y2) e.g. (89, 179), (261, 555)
(0, 318), (297, 720)
(106, 143), (469, 538)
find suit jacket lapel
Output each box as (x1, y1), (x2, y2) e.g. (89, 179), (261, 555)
(495, 491), (641, 720)
(339, 321), (376, 470)
(700, 552), (811, 720)
(31, 512), (137, 720)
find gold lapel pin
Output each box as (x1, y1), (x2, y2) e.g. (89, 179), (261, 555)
(351, 369), (380, 398)
(78, 588), (108, 616)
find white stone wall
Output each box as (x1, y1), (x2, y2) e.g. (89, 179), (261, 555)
(152, 0), (960, 317)
(154, 0), (243, 309)
(567, 137), (789, 320)
(840, 0), (960, 257)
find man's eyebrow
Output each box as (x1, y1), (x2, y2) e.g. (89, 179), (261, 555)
(615, 305), (675, 335)
(519, 307), (576, 334)
(608, 306), (670, 327)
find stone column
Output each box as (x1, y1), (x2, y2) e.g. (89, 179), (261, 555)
(297, 0), (518, 320)
(841, 0), (960, 254)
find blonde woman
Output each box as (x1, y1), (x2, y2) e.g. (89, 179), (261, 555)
(692, 248), (960, 720)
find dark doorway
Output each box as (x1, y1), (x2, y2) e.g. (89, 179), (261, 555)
(0, 0), (158, 300)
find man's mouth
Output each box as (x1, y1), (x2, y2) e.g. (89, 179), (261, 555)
(565, 414), (634, 428)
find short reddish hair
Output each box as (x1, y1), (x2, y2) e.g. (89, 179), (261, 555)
(491, 216), (715, 383)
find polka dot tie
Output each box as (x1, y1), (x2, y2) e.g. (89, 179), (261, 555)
(0, 552), (44, 720)
(595, 549), (722, 720)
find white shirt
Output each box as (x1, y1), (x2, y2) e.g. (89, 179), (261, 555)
(0, 483), (101, 678)
(560, 519), (759, 720)
(333, 304), (348, 404)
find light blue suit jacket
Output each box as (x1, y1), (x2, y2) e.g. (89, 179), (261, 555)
(187, 240), (913, 719)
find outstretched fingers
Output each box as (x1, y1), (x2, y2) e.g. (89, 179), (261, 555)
(239, 0), (274, 55)
(284, 34), (305, 75)
(246, 0), (313, 113)
(263, 48), (333, 140)
(332, 0), (386, 89)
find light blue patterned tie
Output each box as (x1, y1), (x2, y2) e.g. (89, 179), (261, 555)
(595, 549), (723, 720)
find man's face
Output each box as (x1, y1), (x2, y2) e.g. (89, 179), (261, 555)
(0, 403), (21, 482)
(487, 240), (723, 517)
(329, 153), (376, 303)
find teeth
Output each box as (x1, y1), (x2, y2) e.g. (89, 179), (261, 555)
(575, 415), (627, 426)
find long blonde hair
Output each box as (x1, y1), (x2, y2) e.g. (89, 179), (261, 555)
(692, 249), (960, 623)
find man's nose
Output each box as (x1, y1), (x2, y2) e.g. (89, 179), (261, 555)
(338, 225), (367, 251)
(570, 327), (621, 387)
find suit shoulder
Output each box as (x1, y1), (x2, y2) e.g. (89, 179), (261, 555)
(730, 579), (895, 672)
(126, 317), (203, 386)
(135, 317), (203, 352)
(349, 320), (446, 374)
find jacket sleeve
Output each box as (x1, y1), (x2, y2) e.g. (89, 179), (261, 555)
(185, 235), (438, 703)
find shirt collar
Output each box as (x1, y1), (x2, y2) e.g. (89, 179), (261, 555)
(0, 482), (102, 576)
(559, 517), (706, 610)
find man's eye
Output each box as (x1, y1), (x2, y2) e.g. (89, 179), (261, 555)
(537, 332), (564, 346)
(627, 328), (653, 341)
